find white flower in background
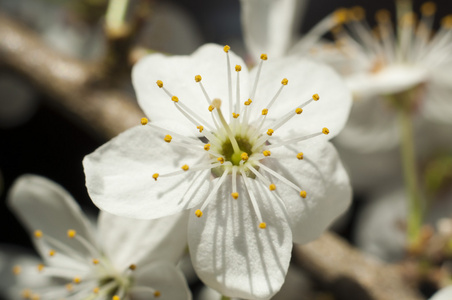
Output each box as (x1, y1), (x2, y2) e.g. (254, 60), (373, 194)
(83, 43), (352, 299)
(7, 175), (191, 300)
(430, 285), (452, 300)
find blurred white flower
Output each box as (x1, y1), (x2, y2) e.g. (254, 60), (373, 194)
(7, 175), (191, 300)
(83, 43), (352, 299)
(429, 285), (452, 300)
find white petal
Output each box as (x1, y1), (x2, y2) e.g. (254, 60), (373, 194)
(98, 210), (189, 271)
(189, 176), (292, 300)
(267, 141), (351, 244)
(131, 261), (191, 300)
(240, 0), (307, 61)
(83, 125), (211, 219)
(430, 286), (452, 300)
(249, 57), (352, 139)
(7, 175), (96, 266)
(423, 70), (452, 125)
(132, 43), (250, 136)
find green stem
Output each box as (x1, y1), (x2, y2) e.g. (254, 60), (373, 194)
(398, 108), (422, 244)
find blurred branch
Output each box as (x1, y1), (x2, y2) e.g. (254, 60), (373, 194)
(294, 232), (425, 300)
(0, 12), (143, 140)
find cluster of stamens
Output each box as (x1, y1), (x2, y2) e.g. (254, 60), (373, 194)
(142, 45), (329, 229)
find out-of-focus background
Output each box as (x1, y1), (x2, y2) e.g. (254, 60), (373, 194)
(1, 0), (452, 299)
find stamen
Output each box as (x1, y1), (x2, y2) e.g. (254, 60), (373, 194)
(241, 152), (249, 161)
(197, 126), (204, 133)
(67, 229), (76, 239)
(240, 169), (266, 229)
(232, 166), (239, 199)
(199, 171), (229, 212)
(129, 264), (137, 270)
(204, 144), (210, 151)
(224, 45), (233, 114)
(234, 64), (242, 126)
(152, 173), (159, 181)
(181, 164), (189, 171)
(92, 259), (100, 265)
(259, 222), (267, 229)
(300, 191), (307, 198)
(217, 157), (225, 164)
(269, 184), (276, 191)
(156, 80), (163, 88)
(255, 162), (305, 196)
(73, 277), (81, 284)
(195, 209), (203, 217)
(212, 99), (241, 154)
(141, 118), (148, 125)
(37, 264), (44, 272)
(266, 130), (326, 149)
(49, 250), (56, 257)
(250, 54), (267, 101)
(297, 152), (304, 160)
(263, 150), (271, 157)
(12, 265), (21, 275)
(231, 192), (239, 199)
(267, 129), (274, 136)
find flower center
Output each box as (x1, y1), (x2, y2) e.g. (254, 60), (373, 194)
(221, 135), (254, 166)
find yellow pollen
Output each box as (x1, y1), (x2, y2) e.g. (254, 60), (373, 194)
(421, 2), (436, 16)
(154, 290), (161, 297)
(93, 287), (100, 294)
(66, 283), (73, 291)
(129, 264), (137, 270)
(269, 184), (276, 191)
(140, 117), (148, 125)
(259, 222), (267, 229)
(164, 135), (172, 143)
(171, 96), (179, 103)
(375, 9), (390, 23)
(334, 8), (349, 24)
(12, 265), (21, 275)
(204, 144), (211, 151)
(442, 15), (452, 29)
(295, 108), (303, 114)
(21, 289), (31, 299)
(195, 209), (203, 218)
(152, 173), (159, 181)
(313, 93), (320, 101)
(208, 105), (214, 112)
(281, 78), (288, 85)
(263, 150), (271, 157)
(181, 164), (189, 171)
(297, 152), (304, 160)
(300, 190), (307, 198)
(92, 258), (99, 265)
(49, 250), (56, 257)
(231, 192), (239, 199)
(224, 45), (230, 52)
(197, 125), (204, 133)
(37, 264), (44, 272)
(112, 296), (120, 300)
(267, 129), (274, 136)
(73, 277), (81, 284)
(232, 112), (240, 118)
(235, 65), (242, 72)
(322, 127), (330, 135)
(260, 53), (268, 60)
(217, 157), (225, 164)
(34, 230), (43, 238)
(195, 75), (202, 82)
(67, 229), (76, 238)
(244, 99), (252, 106)
(156, 80), (163, 88)
(350, 6), (365, 21)
(241, 152), (249, 161)
(262, 108), (268, 115)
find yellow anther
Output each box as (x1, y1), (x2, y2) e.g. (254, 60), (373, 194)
(260, 53), (268, 60)
(297, 152), (304, 160)
(156, 80), (163, 88)
(31, 294), (40, 300)
(37, 264), (44, 272)
(66, 283), (73, 291)
(400, 12), (416, 26)
(140, 117), (148, 125)
(73, 277), (81, 284)
(232, 112), (240, 118)
(350, 6), (365, 21)
(259, 222), (267, 229)
(313, 93), (320, 101)
(267, 129), (274, 136)
(112, 296), (120, 300)
(93, 287), (100, 294)
(269, 184), (276, 191)
(263, 150), (271, 157)
(195, 75), (202, 82)
(34, 230), (43, 238)
(224, 45), (230, 52)
(152, 173), (159, 181)
(241, 152), (249, 161)
(129, 264), (137, 270)
(181, 164), (189, 171)
(300, 190), (307, 198)
(375, 9), (390, 23)
(171, 96), (179, 103)
(421, 2), (436, 16)
(12, 265), (21, 275)
(281, 78), (288, 85)
(244, 99), (252, 106)
(295, 108), (303, 114)
(49, 250), (56, 257)
(164, 135), (172, 143)
(442, 15), (452, 29)
(67, 229), (76, 238)
(231, 192), (239, 199)
(208, 105), (214, 112)
(92, 258), (99, 265)
(322, 127), (330, 135)
(262, 108), (268, 115)
(21, 289), (31, 299)
(154, 291), (161, 297)
(235, 65), (242, 72)
(204, 144), (211, 151)
(195, 209), (203, 218)
(334, 8), (349, 24)
(217, 157), (225, 164)
(197, 125), (204, 133)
